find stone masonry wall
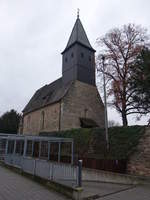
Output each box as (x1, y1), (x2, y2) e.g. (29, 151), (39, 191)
(60, 80), (104, 130)
(127, 127), (150, 177)
(23, 103), (60, 135)
(22, 80), (104, 134)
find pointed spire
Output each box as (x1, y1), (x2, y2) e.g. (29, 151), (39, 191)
(77, 8), (80, 19)
(62, 15), (95, 53)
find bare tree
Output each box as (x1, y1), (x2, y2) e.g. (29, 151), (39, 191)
(97, 24), (149, 126)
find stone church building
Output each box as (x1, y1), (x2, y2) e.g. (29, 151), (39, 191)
(22, 16), (104, 135)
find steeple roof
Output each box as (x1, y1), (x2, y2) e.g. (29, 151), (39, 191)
(62, 17), (95, 53)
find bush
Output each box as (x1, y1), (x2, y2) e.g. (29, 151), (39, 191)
(51, 126), (145, 160)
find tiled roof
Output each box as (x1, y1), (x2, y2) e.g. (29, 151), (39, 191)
(23, 78), (72, 114)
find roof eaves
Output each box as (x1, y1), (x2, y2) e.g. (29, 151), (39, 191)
(61, 41), (96, 54)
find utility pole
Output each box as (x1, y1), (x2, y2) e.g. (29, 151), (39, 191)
(102, 55), (109, 150)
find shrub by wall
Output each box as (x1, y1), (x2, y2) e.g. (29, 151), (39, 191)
(41, 126), (145, 160)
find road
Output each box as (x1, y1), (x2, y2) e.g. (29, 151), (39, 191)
(0, 165), (67, 200)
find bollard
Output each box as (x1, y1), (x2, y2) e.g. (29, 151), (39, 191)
(78, 160), (82, 187)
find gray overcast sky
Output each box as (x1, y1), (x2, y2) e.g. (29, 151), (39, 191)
(0, 0), (150, 125)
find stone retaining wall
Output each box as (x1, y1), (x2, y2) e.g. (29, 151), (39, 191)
(127, 127), (150, 176)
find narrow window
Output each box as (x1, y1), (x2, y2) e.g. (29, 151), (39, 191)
(65, 57), (68, 62)
(81, 52), (84, 58)
(27, 115), (31, 129)
(71, 52), (74, 58)
(41, 111), (45, 129)
(89, 56), (91, 62)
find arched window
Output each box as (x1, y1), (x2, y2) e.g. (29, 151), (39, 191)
(41, 111), (45, 129)
(27, 115), (31, 129)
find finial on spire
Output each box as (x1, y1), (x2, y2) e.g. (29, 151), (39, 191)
(77, 8), (80, 18)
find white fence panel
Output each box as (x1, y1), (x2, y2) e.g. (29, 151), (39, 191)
(4, 155), (78, 186)
(53, 162), (77, 181)
(22, 157), (35, 175)
(5, 154), (21, 168)
(5, 154), (13, 165)
(35, 159), (51, 179)
(12, 155), (22, 168)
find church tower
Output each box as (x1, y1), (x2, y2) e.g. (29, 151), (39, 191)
(62, 14), (96, 86)
(22, 13), (104, 135)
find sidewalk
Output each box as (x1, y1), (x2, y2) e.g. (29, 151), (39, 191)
(1, 163), (150, 200)
(82, 181), (133, 199)
(81, 181), (150, 200)
(0, 165), (67, 200)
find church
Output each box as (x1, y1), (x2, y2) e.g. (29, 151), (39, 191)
(22, 15), (105, 135)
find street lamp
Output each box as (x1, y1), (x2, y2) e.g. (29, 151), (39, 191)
(102, 55), (109, 150)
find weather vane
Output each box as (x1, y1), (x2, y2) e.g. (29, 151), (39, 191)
(77, 8), (80, 18)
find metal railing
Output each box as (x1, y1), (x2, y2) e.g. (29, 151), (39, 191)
(4, 154), (80, 187)
(0, 139), (7, 160)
